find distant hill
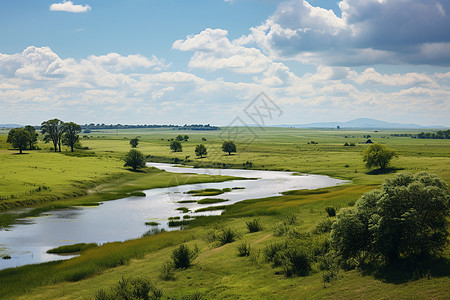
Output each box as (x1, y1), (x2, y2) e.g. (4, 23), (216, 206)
(278, 118), (447, 129)
(0, 124), (22, 128)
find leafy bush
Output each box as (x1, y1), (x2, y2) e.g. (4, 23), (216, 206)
(172, 244), (198, 269)
(95, 276), (162, 300)
(264, 242), (287, 267)
(325, 207), (336, 217)
(281, 247), (311, 277)
(217, 228), (237, 245)
(322, 269), (338, 287)
(236, 242), (251, 257)
(332, 172), (449, 262)
(273, 215), (298, 236)
(159, 261), (175, 281)
(313, 219), (333, 234)
(264, 242), (311, 277)
(181, 291), (205, 300)
(246, 219), (264, 233)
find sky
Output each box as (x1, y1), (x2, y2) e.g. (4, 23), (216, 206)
(0, 0), (449, 126)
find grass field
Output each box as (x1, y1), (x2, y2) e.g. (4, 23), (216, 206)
(0, 127), (449, 299)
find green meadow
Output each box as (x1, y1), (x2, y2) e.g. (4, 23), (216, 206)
(0, 127), (449, 299)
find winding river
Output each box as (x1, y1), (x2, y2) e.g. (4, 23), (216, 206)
(0, 163), (347, 270)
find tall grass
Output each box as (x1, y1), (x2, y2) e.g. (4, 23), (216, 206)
(0, 230), (196, 298)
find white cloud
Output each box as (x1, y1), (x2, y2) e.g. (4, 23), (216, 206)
(349, 68), (435, 86)
(50, 1), (91, 13)
(173, 28), (272, 74)
(244, 0), (450, 66)
(87, 53), (169, 72)
(1, 46), (449, 126)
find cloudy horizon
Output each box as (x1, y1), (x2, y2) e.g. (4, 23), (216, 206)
(1, 0), (449, 127)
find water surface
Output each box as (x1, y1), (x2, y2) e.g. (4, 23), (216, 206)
(0, 163), (347, 270)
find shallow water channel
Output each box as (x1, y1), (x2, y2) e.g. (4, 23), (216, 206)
(0, 162), (347, 270)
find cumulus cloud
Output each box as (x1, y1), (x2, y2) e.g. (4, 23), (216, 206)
(173, 28), (273, 74)
(244, 0), (450, 66)
(1, 46), (449, 126)
(50, 1), (91, 13)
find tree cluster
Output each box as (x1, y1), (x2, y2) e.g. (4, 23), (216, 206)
(41, 119), (81, 152)
(416, 130), (450, 139)
(6, 125), (38, 154)
(332, 172), (449, 262)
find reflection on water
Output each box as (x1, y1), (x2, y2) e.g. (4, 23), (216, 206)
(0, 163), (347, 270)
(52, 208), (82, 219)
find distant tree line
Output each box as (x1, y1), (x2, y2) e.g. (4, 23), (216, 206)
(69, 123), (220, 131)
(390, 130), (450, 139)
(416, 130), (450, 139)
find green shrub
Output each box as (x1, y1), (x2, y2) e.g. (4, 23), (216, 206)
(159, 260), (175, 281)
(280, 247), (311, 277)
(246, 219), (263, 233)
(322, 269), (338, 287)
(313, 219), (333, 234)
(325, 207), (336, 217)
(181, 291), (205, 300)
(95, 276), (162, 300)
(236, 242), (251, 257)
(264, 242), (287, 267)
(218, 228), (237, 245)
(273, 215), (298, 236)
(172, 244), (198, 269)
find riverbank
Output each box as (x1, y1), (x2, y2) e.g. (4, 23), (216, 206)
(0, 128), (448, 299)
(0, 165), (240, 230)
(0, 163), (347, 269)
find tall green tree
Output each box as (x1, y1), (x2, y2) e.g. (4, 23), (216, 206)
(332, 172), (449, 262)
(363, 143), (397, 169)
(123, 149), (146, 171)
(194, 144), (207, 158)
(170, 140), (182, 152)
(62, 122), (81, 152)
(175, 135), (184, 142)
(41, 119), (65, 152)
(24, 125), (38, 150)
(221, 140), (236, 155)
(129, 137), (139, 148)
(7, 128), (31, 154)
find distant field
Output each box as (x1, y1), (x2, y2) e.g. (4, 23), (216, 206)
(0, 127), (448, 299)
(79, 127), (450, 184)
(1, 127), (449, 208)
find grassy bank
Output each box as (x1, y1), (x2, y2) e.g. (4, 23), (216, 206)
(2, 184), (448, 300)
(0, 127), (449, 299)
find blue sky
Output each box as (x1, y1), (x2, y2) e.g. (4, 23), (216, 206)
(1, 0), (449, 126)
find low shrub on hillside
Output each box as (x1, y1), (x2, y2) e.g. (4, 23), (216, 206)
(95, 276), (162, 300)
(172, 244), (199, 269)
(246, 219), (263, 233)
(236, 242), (251, 257)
